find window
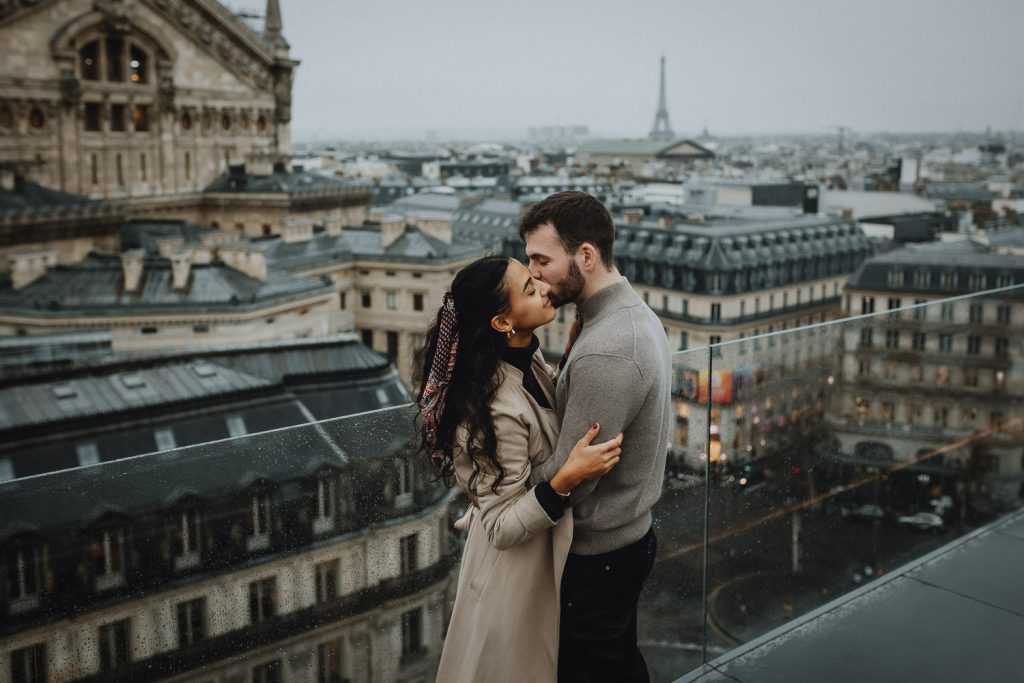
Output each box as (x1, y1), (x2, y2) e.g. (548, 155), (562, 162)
(860, 328), (873, 347)
(248, 577), (276, 624)
(314, 559), (337, 604)
(739, 300), (746, 317)
(934, 406), (949, 428)
(966, 336), (980, 355)
(880, 401), (894, 422)
(396, 457), (414, 508)
(678, 332), (688, 351)
(339, 292), (347, 310)
(177, 598), (206, 647)
(184, 151), (191, 180)
(910, 364), (923, 382)
(174, 508), (200, 570)
(964, 367), (979, 387)
(710, 303), (721, 322)
(139, 153), (146, 181)
(129, 45), (147, 84)
(969, 304), (983, 324)
(132, 104), (149, 132)
(884, 362), (897, 381)
(914, 269), (930, 288)
(936, 365), (950, 385)
(996, 304), (1010, 325)
(110, 103), (126, 132)
(91, 153), (99, 184)
(361, 291), (371, 308)
(855, 398), (869, 421)
(154, 428), (176, 451)
(98, 619), (131, 671)
(92, 527), (125, 590)
(709, 335), (722, 346)
(941, 302), (954, 322)
(885, 329), (900, 349)
(887, 270), (904, 287)
(105, 37), (125, 81)
(938, 334), (953, 353)
(253, 660), (281, 683)
(360, 329), (373, 348)
(386, 291), (397, 310)
(226, 415), (247, 437)
(858, 359), (870, 377)
(413, 293), (424, 311)
(400, 533), (418, 574)
(401, 608), (423, 658)
(861, 296), (875, 314)
(940, 271), (957, 290)
(912, 332), (926, 351)
(907, 402), (922, 425)
(84, 102), (101, 131)
(10, 643), (45, 683)
(968, 273), (986, 291)
(76, 442), (100, 467)
(888, 297), (901, 313)
(8, 542), (43, 611)
(995, 370), (1006, 389)
(80, 40), (99, 80)
(314, 473), (336, 534)
(247, 492), (270, 551)
(995, 337), (1009, 356)
(317, 640), (343, 683)
(386, 331), (399, 361)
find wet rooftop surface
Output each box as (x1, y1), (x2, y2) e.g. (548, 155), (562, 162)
(676, 507), (1024, 683)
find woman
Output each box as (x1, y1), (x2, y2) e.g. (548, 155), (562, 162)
(416, 255), (622, 683)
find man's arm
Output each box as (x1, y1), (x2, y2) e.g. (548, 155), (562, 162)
(534, 353), (645, 502)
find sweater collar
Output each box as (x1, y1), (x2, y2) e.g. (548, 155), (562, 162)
(501, 335), (540, 375)
(577, 277), (634, 323)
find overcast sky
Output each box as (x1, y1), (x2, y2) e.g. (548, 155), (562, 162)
(229, 0), (1024, 140)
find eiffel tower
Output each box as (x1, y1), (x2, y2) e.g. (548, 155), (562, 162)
(649, 56), (676, 141)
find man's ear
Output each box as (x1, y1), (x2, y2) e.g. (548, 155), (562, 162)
(490, 314), (512, 335)
(578, 243), (599, 271)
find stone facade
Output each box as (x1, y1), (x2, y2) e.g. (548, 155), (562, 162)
(0, 0), (296, 201)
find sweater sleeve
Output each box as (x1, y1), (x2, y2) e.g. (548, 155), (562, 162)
(533, 353), (646, 503)
(467, 406), (563, 551)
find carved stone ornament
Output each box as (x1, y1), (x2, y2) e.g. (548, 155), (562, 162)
(157, 71), (176, 112)
(94, 0), (137, 33)
(58, 67), (81, 108)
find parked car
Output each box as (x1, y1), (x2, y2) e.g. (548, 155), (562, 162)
(897, 511), (944, 531)
(841, 504), (886, 521)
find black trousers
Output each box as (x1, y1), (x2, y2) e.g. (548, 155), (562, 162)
(558, 526), (657, 683)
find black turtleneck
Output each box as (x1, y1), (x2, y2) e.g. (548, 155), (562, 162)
(501, 335), (565, 520)
(500, 335), (552, 410)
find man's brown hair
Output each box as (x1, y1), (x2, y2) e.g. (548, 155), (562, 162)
(517, 191), (616, 268)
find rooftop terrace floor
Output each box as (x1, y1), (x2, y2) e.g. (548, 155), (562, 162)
(676, 506), (1024, 683)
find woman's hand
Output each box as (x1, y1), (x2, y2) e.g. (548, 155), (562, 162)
(550, 423), (623, 495)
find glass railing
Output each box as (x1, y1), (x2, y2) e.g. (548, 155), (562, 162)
(0, 285), (1021, 682)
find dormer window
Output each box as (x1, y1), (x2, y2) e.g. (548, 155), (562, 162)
(92, 528), (125, 591)
(174, 508), (201, 570)
(247, 492), (271, 552)
(395, 458), (414, 509)
(7, 542), (44, 614)
(313, 473), (337, 535)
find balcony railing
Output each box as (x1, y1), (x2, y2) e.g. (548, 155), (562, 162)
(0, 284), (1021, 681)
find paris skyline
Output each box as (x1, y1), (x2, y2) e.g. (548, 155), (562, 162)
(230, 0), (1024, 141)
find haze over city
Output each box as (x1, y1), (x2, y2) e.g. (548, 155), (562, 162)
(230, 0), (1024, 141)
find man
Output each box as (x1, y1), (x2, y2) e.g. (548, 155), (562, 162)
(520, 191), (672, 683)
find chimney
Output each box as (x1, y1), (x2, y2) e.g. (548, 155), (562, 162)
(381, 214), (406, 249)
(323, 213), (344, 236)
(246, 154), (276, 177)
(121, 249), (145, 292)
(169, 250), (193, 290)
(218, 244), (267, 282)
(622, 209), (643, 225)
(156, 237), (185, 257)
(0, 167), (14, 191)
(8, 249), (57, 290)
(281, 216), (314, 243)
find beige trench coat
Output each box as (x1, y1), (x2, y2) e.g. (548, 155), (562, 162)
(436, 351), (571, 683)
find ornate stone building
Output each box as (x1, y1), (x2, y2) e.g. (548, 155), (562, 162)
(0, 0), (297, 201)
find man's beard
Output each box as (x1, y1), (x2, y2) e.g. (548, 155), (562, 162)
(548, 259), (585, 308)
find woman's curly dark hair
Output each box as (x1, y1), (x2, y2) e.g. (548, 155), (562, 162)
(414, 255), (512, 494)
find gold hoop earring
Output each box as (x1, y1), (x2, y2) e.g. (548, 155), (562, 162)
(506, 328), (515, 340)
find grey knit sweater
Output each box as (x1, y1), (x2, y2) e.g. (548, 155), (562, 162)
(534, 278), (672, 555)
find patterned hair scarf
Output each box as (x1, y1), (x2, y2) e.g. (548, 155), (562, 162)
(418, 292), (459, 461)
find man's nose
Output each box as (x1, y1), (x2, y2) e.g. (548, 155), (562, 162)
(530, 264), (544, 280)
